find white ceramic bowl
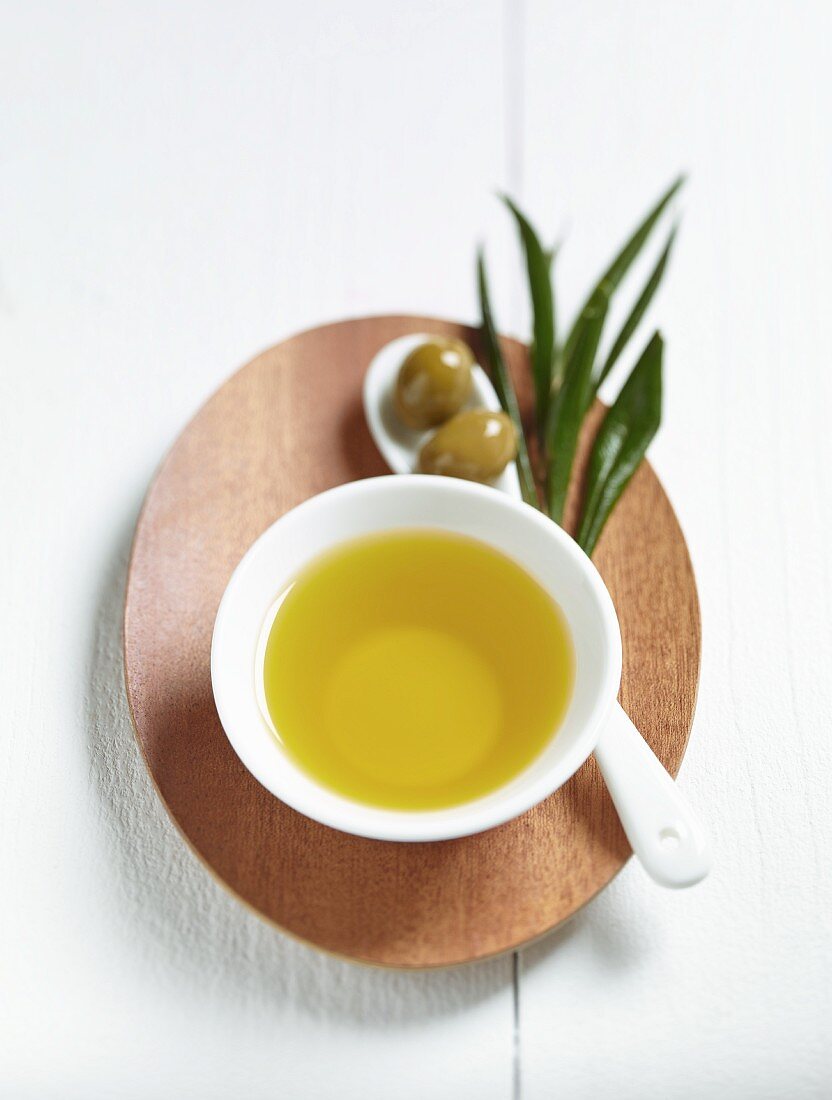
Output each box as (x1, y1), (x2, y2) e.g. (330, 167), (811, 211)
(211, 475), (621, 842)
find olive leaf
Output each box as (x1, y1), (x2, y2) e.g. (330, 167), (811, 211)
(561, 176), (684, 372)
(476, 249), (539, 508)
(546, 287), (609, 523)
(595, 224), (678, 391)
(578, 331), (663, 556)
(500, 196), (556, 432)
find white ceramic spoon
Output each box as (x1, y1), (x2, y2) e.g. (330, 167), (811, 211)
(363, 334), (711, 888)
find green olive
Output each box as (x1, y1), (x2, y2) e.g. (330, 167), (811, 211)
(394, 338), (475, 430)
(418, 409), (517, 482)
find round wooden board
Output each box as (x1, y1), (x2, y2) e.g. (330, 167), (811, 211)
(124, 315), (701, 969)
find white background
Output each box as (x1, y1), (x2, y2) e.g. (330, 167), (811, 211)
(1, 2), (831, 1097)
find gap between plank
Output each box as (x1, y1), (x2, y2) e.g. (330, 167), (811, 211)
(504, 1), (526, 1097)
(504, 0), (526, 200)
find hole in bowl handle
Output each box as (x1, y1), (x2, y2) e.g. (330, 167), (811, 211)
(594, 702), (712, 888)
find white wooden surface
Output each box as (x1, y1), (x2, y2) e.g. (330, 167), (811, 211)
(1, 2), (830, 1096)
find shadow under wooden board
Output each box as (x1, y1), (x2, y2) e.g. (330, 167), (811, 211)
(124, 315), (701, 969)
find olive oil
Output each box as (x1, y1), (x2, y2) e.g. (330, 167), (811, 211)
(262, 530), (574, 811)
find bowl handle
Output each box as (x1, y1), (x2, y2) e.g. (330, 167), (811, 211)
(594, 702), (712, 888)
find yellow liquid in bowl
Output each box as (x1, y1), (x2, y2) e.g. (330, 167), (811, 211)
(262, 530), (574, 810)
